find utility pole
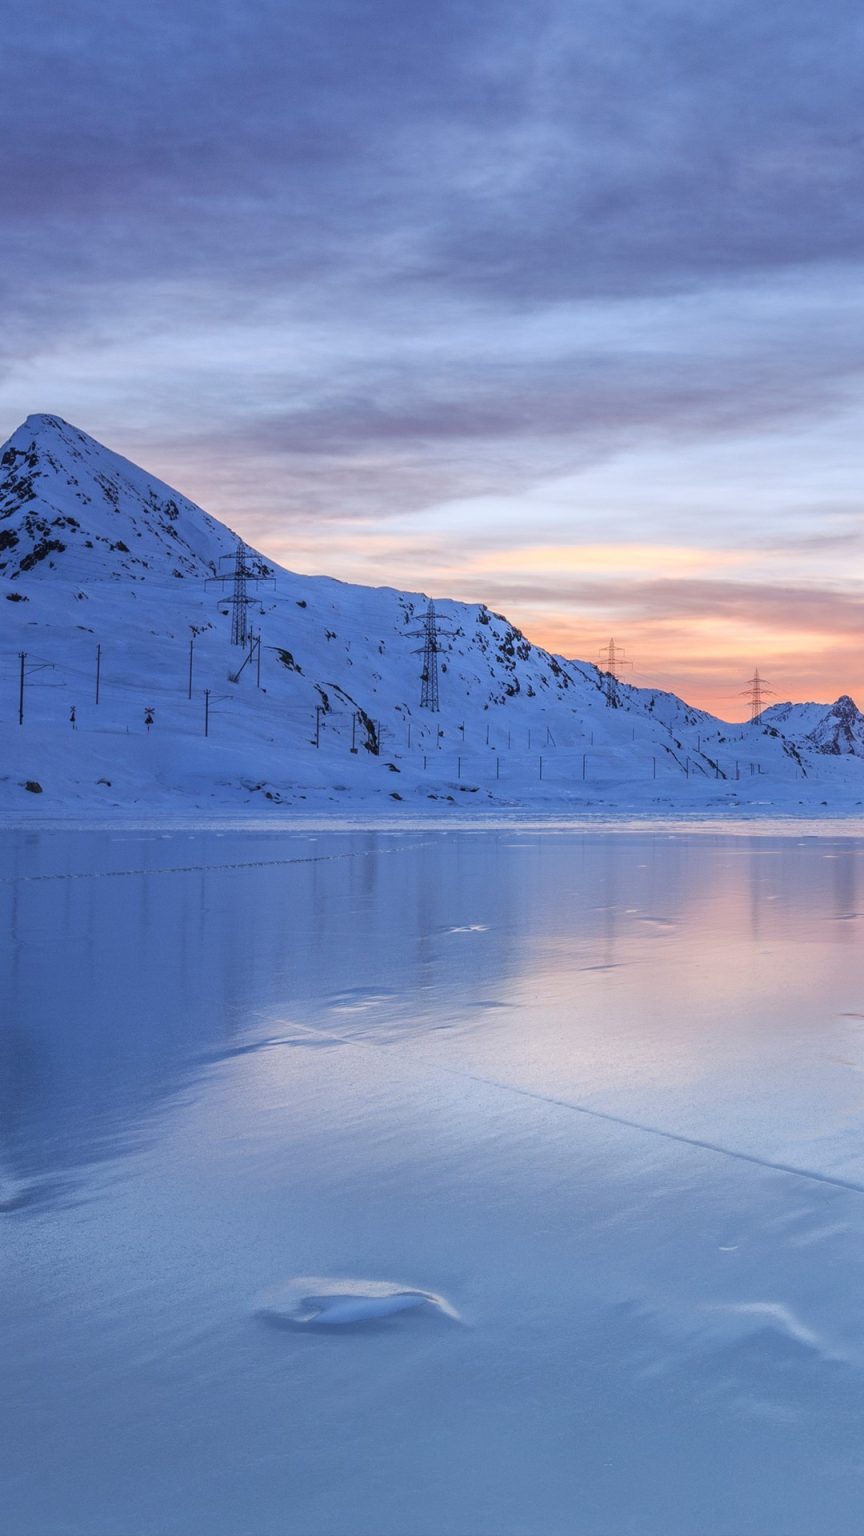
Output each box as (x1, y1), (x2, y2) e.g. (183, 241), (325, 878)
(739, 667), (775, 724)
(227, 630), (262, 686)
(95, 643), (102, 705)
(17, 652), (53, 724)
(188, 635), (194, 700)
(204, 689), (210, 737)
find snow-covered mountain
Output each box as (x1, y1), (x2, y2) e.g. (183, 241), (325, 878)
(0, 415), (246, 583)
(805, 695), (864, 757)
(2, 414), (862, 816)
(763, 695), (864, 758)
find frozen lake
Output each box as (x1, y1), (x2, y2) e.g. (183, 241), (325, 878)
(4, 823), (864, 1535)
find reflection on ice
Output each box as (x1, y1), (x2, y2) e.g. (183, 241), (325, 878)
(4, 824), (864, 1536)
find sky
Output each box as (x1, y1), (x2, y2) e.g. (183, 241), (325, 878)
(2, 0), (863, 716)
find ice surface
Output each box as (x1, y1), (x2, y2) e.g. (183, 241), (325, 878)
(4, 824), (864, 1535)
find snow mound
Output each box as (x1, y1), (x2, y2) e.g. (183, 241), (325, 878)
(709, 1301), (830, 1356)
(255, 1276), (462, 1329)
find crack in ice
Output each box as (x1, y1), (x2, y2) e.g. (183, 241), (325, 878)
(280, 1020), (864, 1199)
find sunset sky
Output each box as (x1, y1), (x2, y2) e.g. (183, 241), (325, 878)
(3, 0), (863, 716)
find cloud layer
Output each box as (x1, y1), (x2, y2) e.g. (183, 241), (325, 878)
(2, 0), (864, 713)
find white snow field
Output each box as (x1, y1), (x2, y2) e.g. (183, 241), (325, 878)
(4, 823), (864, 1536)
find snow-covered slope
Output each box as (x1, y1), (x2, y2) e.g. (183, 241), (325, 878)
(1, 415), (862, 817)
(761, 700), (829, 736)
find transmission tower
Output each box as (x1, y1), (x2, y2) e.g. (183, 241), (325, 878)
(740, 666), (775, 723)
(597, 637), (632, 704)
(230, 542), (249, 646)
(407, 600), (454, 711)
(597, 637), (632, 680)
(207, 540), (272, 646)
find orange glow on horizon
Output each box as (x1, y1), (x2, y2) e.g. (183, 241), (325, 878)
(209, 520), (864, 722)
(459, 544), (747, 577)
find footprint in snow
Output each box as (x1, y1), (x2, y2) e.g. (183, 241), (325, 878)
(255, 1276), (461, 1332)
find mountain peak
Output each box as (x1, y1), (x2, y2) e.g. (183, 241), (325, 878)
(0, 413), (241, 583)
(22, 412), (79, 434)
(13, 413), (107, 457)
(806, 694), (864, 757)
